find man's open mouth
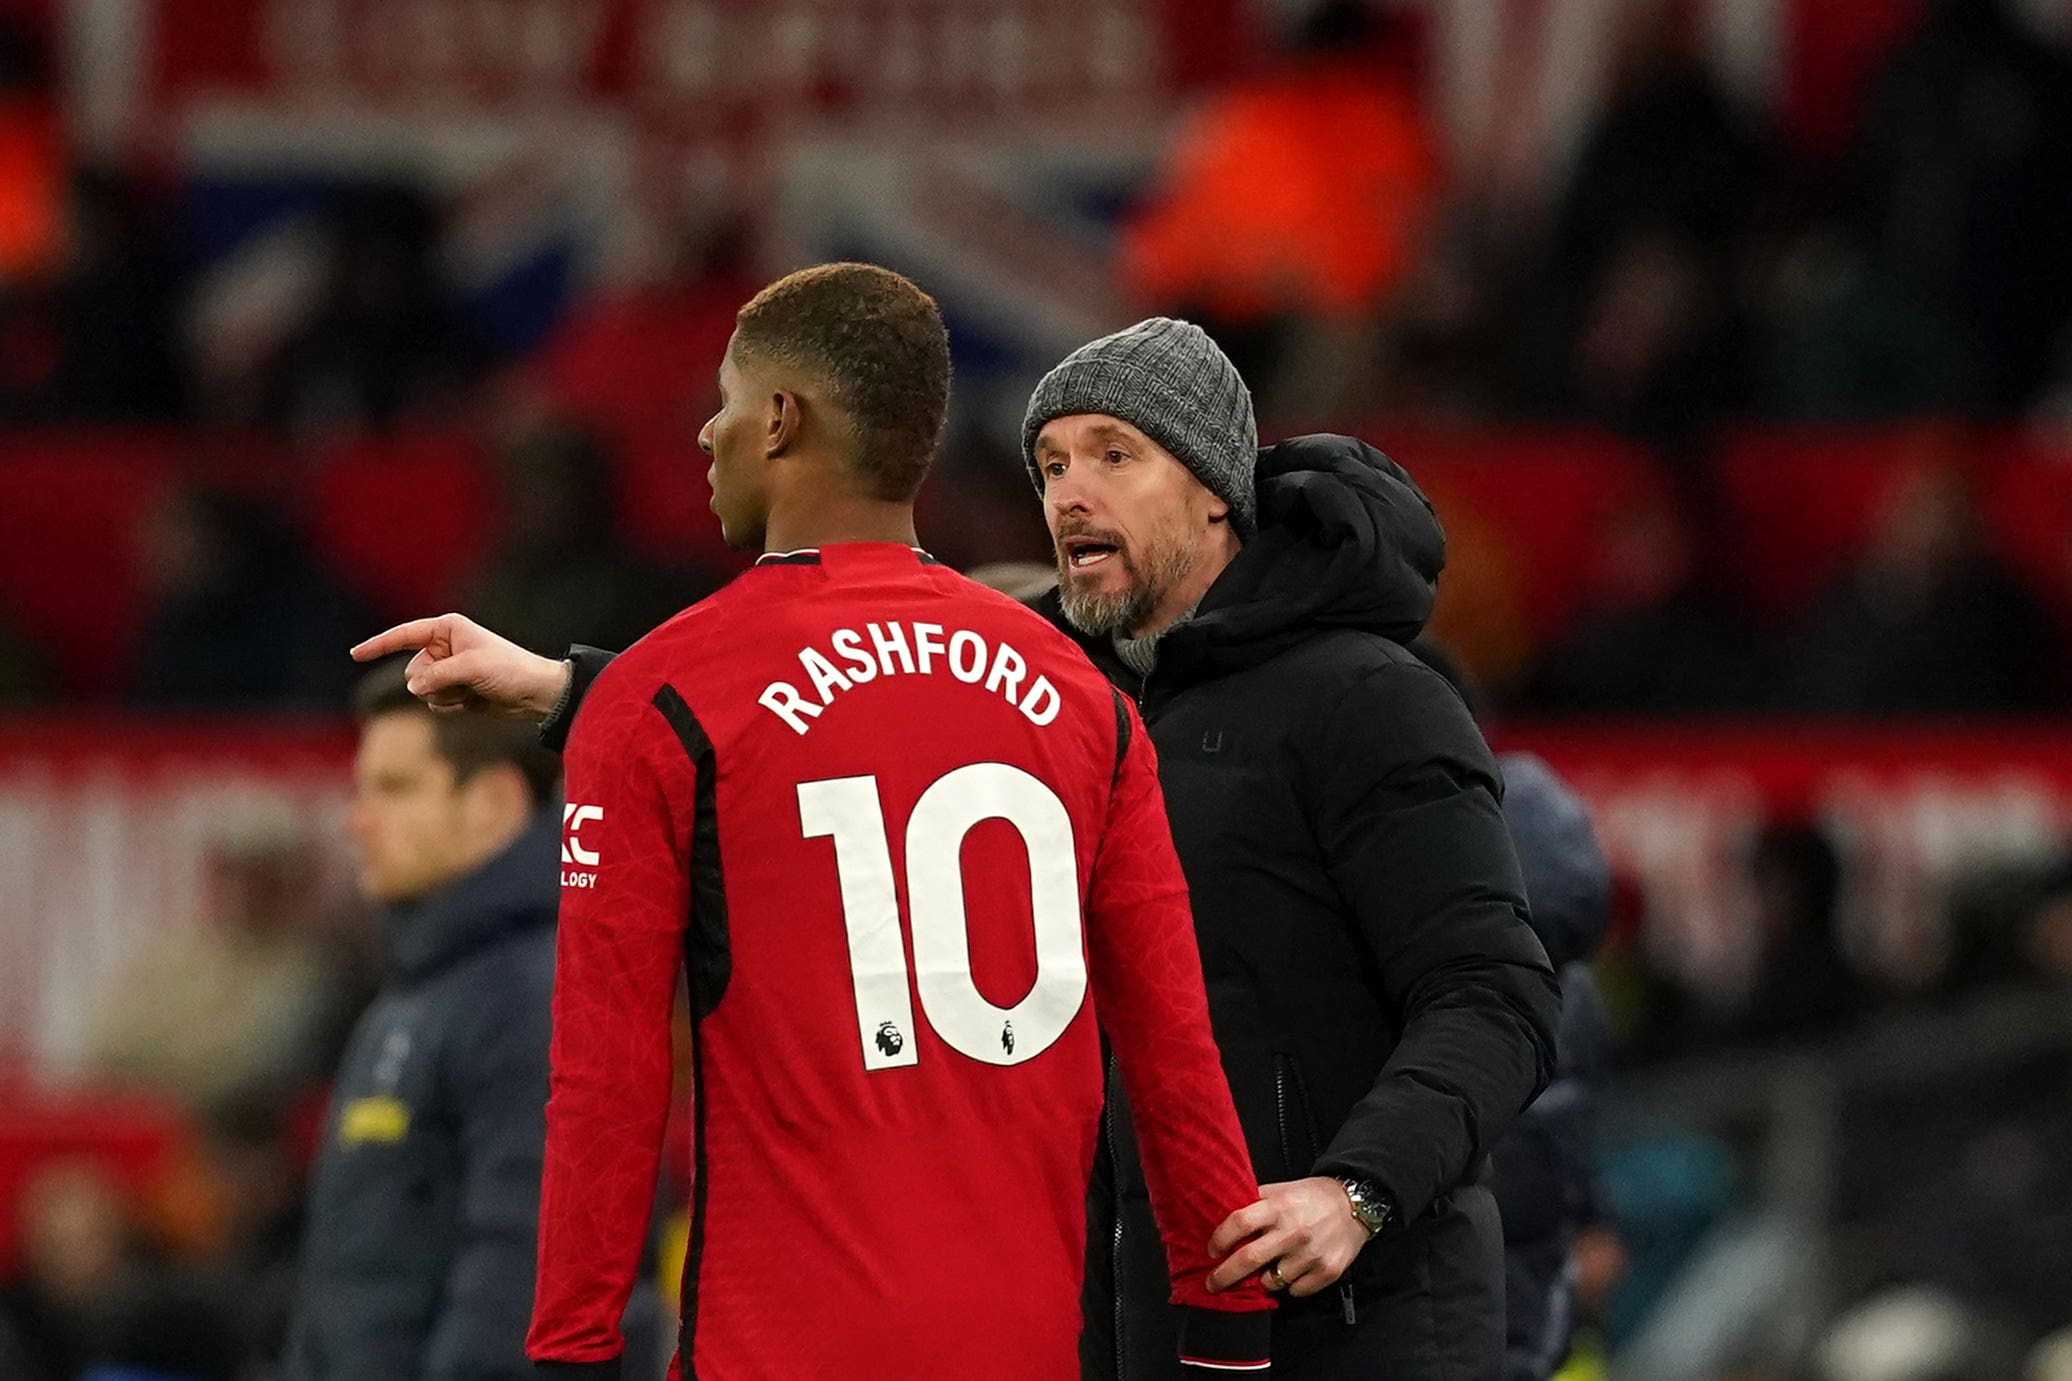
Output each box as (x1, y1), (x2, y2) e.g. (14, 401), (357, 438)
(1062, 536), (1121, 570)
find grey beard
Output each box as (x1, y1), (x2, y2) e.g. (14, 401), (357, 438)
(1058, 579), (1155, 637)
(1056, 535), (1195, 638)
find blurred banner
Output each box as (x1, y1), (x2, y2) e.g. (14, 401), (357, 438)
(1510, 723), (2072, 1003)
(125, 0), (1243, 211)
(3, 718), (2070, 1073)
(0, 720), (352, 1074)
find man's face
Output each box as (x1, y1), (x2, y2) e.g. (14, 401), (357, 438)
(698, 338), (773, 551)
(1035, 414), (1226, 637)
(346, 714), (493, 905)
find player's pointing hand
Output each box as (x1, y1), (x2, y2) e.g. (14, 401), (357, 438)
(350, 613), (571, 722)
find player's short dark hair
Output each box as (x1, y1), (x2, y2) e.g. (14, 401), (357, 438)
(732, 263), (952, 502)
(353, 659), (562, 808)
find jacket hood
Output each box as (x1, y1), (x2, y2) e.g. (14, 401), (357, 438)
(1160, 433), (1445, 683)
(385, 807), (560, 982)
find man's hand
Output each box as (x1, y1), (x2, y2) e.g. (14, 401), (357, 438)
(1205, 1178), (1373, 1299)
(350, 614), (570, 722)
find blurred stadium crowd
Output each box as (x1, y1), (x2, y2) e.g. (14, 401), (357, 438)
(5, 0), (2072, 1378)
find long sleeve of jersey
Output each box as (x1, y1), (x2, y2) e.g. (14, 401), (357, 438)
(527, 674), (694, 1375)
(1085, 695), (1273, 1371)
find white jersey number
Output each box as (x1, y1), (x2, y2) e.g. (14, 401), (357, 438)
(797, 764), (1088, 1071)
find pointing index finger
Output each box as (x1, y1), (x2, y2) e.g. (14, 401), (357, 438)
(351, 618), (448, 663)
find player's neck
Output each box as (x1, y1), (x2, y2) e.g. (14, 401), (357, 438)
(761, 498), (920, 556)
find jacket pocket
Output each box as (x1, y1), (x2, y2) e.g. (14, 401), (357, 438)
(1274, 1052), (1359, 1326)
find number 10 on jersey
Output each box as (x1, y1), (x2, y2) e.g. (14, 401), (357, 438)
(798, 764), (1089, 1072)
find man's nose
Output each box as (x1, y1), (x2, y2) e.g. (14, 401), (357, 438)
(1047, 469), (1093, 518)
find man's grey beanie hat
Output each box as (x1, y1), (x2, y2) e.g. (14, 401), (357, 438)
(1020, 317), (1258, 540)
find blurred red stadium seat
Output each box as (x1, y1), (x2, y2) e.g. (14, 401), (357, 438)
(0, 430), (175, 697)
(1715, 423), (1920, 618)
(1372, 424), (1654, 638)
(3, 422), (2062, 695)
(305, 427), (496, 619)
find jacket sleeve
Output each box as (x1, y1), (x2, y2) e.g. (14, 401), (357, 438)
(538, 646), (620, 753)
(1304, 661), (1560, 1223)
(423, 954), (555, 1381)
(526, 669), (694, 1376)
(1085, 692), (1273, 1373)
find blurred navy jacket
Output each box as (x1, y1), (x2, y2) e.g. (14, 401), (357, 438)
(1489, 753), (1614, 1381)
(284, 810), (559, 1381)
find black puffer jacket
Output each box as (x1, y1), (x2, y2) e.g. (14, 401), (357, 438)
(285, 811), (559, 1381)
(1072, 435), (1561, 1381)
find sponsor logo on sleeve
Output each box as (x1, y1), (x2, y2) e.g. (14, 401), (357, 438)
(562, 803), (603, 888)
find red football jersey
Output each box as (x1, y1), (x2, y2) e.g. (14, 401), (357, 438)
(527, 543), (1271, 1380)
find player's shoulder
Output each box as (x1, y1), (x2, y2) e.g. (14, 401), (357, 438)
(585, 595), (734, 707)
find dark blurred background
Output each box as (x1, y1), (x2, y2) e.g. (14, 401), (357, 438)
(6, 1), (2072, 1378)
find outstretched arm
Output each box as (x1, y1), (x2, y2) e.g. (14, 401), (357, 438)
(350, 614), (573, 721)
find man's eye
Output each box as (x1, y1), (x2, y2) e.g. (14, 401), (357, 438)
(1045, 461), (1066, 477)
(1106, 449), (1127, 464)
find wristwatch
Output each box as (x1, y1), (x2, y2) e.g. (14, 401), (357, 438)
(1335, 1177), (1391, 1239)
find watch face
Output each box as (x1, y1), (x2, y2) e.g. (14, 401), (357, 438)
(1341, 1179), (1388, 1232)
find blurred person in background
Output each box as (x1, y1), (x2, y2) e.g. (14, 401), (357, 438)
(0, 601), (52, 704)
(463, 414), (712, 658)
(1789, 448), (2053, 715)
(1728, 825), (1863, 1045)
(1508, 0), (1764, 447)
(1412, 636), (1621, 1381)
(82, 806), (346, 1123)
(283, 660), (562, 1381)
(1524, 476), (1750, 715)
(261, 181), (487, 443)
(35, 167), (188, 424)
(0, 160), (187, 425)
(0, 1160), (247, 1381)
(1120, 0), (1443, 425)
(1847, 0), (2072, 415)
(128, 485), (373, 710)
(1614, 823), (1861, 1057)
(0, 1162), (134, 1381)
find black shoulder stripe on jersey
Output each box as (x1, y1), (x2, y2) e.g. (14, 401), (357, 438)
(1110, 687), (1132, 792)
(650, 685), (730, 1017)
(650, 683), (724, 1378)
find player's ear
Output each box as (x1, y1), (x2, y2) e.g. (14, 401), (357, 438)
(767, 389), (803, 458)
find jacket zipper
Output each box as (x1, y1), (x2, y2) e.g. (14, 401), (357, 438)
(1108, 1055), (1127, 1381)
(1275, 1055), (1358, 1327)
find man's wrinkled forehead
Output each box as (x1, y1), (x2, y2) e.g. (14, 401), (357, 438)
(1034, 415), (1151, 459)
